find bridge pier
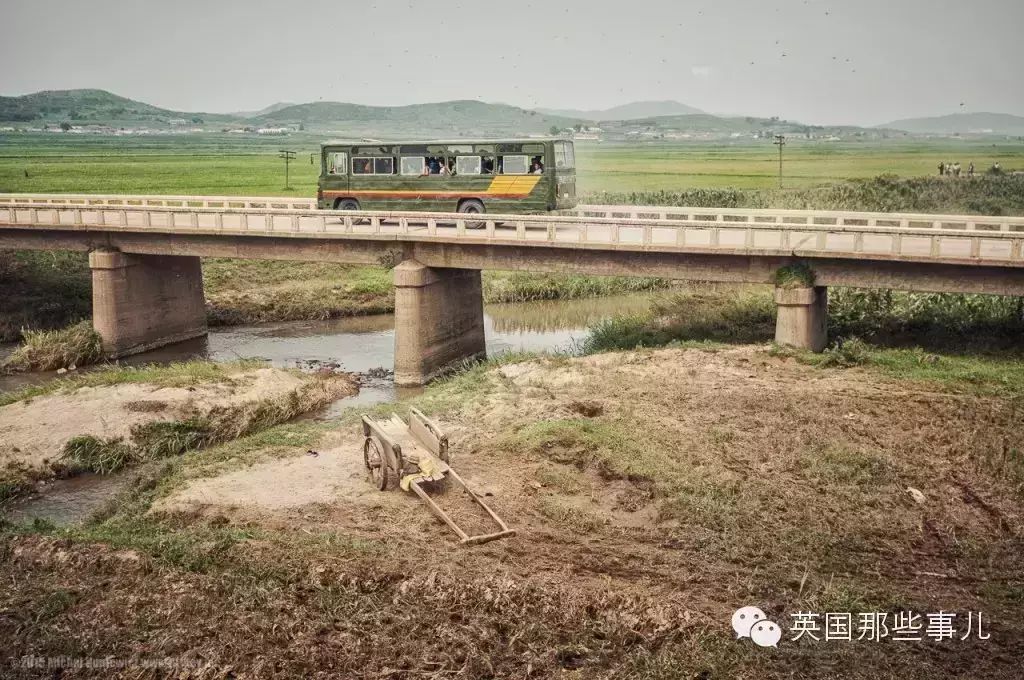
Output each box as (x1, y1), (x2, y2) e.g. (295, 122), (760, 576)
(89, 249), (207, 357)
(774, 286), (828, 352)
(393, 259), (485, 386)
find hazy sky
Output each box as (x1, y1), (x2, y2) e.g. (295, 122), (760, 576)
(2, 0), (1022, 125)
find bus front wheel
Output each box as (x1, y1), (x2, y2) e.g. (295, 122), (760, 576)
(335, 198), (360, 211)
(458, 199), (486, 229)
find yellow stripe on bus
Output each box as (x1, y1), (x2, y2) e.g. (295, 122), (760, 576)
(486, 175), (541, 195)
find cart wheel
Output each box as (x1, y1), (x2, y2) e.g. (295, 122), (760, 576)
(363, 437), (390, 491)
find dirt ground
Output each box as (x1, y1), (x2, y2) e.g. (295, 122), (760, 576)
(2, 346), (1023, 678)
(0, 368), (330, 473)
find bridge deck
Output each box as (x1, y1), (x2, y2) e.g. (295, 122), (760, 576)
(2, 195), (1022, 268)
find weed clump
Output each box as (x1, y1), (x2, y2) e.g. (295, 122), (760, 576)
(773, 262), (816, 289)
(131, 418), (213, 458)
(61, 435), (138, 474)
(817, 337), (872, 367)
(2, 321), (103, 373)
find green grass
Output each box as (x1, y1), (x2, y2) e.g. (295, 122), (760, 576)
(576, 139), (1024, 192)
(583, 287), (776, 352)
(483, 271), (670, 303)
(792, 344), (1024, 396)
(4, 133), (1023, 200)
(0, 359), (266, 407)
(588, 172), (1024, 215)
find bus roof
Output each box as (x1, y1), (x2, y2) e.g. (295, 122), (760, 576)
(320, 137), (572, 148)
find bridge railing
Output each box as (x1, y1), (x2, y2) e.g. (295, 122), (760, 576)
(6, 194), (1024, 235)
(0, 193), (317, 210)
(3, 201), (1023, 266)
(570, 204), (1024, 233)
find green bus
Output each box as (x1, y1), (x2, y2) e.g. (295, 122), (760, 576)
(316, 138), (577, 216)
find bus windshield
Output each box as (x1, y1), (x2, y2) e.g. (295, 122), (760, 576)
(554, 141), (575, 169)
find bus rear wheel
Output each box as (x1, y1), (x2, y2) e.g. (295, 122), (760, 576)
(335, 198), (360, 211)
(458, 199), (486, 229)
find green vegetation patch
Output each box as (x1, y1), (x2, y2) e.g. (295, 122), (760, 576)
(777, 342), (1024, 397)
(483, 272), (671, 303)
(502, 418), (670, 487)
(796, 443), (895, 487)
(1, 321), (103, 373)
(584, 288), (776, 352)
(0, 359), (265, 407)
(773, 262), (816, 288)
(58, 375), (347, 476)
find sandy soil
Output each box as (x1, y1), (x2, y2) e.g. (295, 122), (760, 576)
(158, 347), (1023, 555)
(0, 368), (312, 472)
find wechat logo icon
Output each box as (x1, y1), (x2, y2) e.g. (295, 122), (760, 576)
(732, 606), (782, 648)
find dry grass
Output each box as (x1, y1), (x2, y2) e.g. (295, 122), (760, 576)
(4, 346), (1024, 678)
(1, 321), (103, 373)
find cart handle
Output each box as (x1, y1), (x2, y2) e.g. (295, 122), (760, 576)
(461, 530), (518, 546)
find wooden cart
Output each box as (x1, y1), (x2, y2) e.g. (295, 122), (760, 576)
(361, 407), (516, 546)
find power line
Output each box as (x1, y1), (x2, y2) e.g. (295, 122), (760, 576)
(770, 135), (786, 188)
(279, 149), (296, 190)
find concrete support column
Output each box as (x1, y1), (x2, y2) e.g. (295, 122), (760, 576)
(89, 249), (207, 357)
(393, 259), (485, 386)
(774, 286), (828, 352)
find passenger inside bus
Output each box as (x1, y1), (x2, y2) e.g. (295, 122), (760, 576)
(530, 157), (544, 174)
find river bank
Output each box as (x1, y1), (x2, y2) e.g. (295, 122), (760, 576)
(2, 343), (1023, 677)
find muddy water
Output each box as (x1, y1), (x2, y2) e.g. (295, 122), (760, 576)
(0, 293), (658, 414)
(3, 472), (133, 526)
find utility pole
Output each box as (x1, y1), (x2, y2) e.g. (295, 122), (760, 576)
(279, 149), (296, 190)
(773, 135), (786, 188)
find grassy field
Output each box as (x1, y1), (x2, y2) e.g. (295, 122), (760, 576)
(3, 133), (1024, 195)
(576, 139), (1024, 192)
(2, 133), (1023, 343)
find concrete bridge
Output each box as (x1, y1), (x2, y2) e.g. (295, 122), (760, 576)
(2, 193), (1023, 384)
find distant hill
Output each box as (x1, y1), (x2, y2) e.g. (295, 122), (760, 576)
(256, 100), (583, 136)
(536, 100), (703, 121)
(881, 112), (1024, 136)
(228, 102), (295, 118)
(0, 88), (235, 124)
(0, 90), (580, 136)
(601, 113), (893, 138)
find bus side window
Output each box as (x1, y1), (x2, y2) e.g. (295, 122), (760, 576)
(374, 157), (394, 175)
(400, 156), (424, 175)
(352, 157), (373, 175)
(456, 155), (482, 175)
(500, 154), (528, 174)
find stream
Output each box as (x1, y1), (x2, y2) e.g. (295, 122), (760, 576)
(1, 293), (660, 525)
